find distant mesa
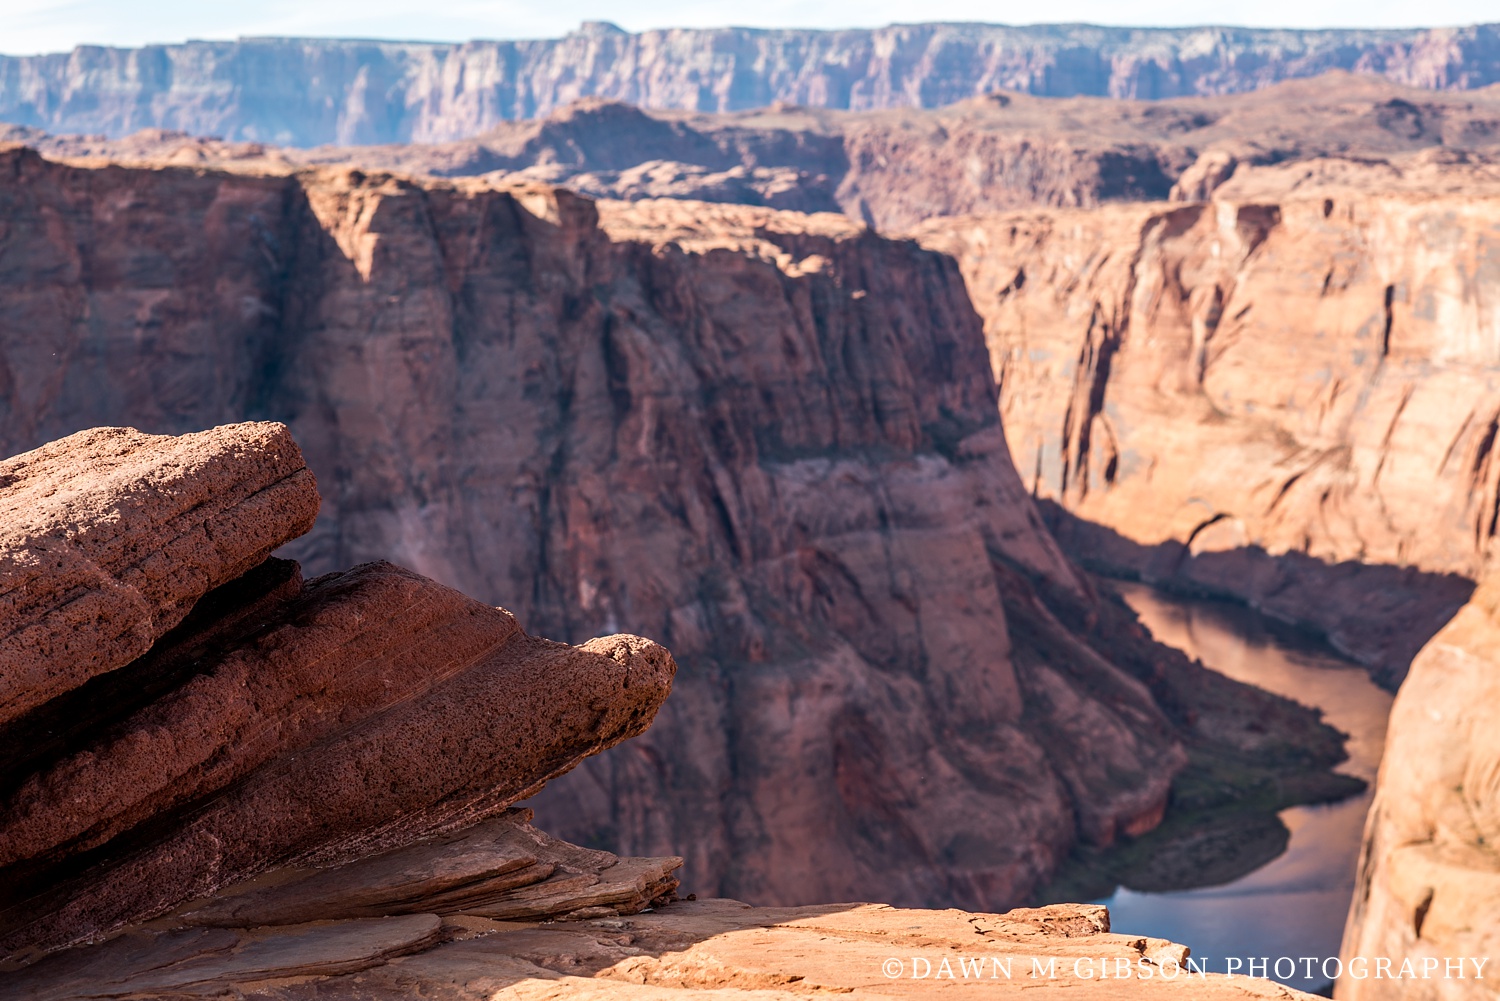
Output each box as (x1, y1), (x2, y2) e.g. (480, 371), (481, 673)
(6, 22), (1500, 145)
(577, 20), (628, 34)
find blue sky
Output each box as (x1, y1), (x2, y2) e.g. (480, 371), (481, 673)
(5, 0), (1498, 55)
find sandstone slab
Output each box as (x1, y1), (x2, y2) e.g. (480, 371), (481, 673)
(173, 809), (682, 928)
(0, 560), (522, 873)
(0, 422), (319, 725)
(0, 421), (678, 970)
(3, 899), (1319, 1000)
(0, 566), (674, 961)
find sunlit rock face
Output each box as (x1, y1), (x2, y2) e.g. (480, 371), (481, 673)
(1337, 580), (1500, 1000)
(913, 153), (1500, 688)
(7, 899), (1330, 1000)
(7, 24), (1500, 145)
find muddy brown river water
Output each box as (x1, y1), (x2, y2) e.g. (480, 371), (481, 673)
(1098, 582), (1395, 995)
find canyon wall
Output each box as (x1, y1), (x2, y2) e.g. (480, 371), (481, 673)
(8, 23), (1500, 145)
(0, 146), (1211, 908)
(1337, 578), (1500, 999)
(913, 153), (1500, 686)
(898, 148), (1500, 991)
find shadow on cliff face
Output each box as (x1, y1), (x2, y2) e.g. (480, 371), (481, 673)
(1037, 501), (1475, 692)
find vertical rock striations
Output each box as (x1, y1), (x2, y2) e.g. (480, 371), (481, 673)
(10, 24), (1500, 144)
(1338, 580), (1500, 998)
(914, 155), (1500, 686)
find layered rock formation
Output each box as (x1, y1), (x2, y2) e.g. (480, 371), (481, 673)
(0, 425), (1326, 1001)
(879, 136), (1500, 993)
(0, 422), (678, 964)
(9, 22), (1500, 144)
(0, 74), (1473, 233)
(9, 898), (1323, 1000)
(0, 142), (1358, 910)
(20, 72), (1500, 233)
(7, 59), (1493, 998)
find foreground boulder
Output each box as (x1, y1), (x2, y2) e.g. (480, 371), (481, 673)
(0, 423), (676, 965)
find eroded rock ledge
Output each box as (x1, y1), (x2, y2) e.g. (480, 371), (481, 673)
(0, 422), (678, 966)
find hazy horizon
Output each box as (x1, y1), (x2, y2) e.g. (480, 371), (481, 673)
(6, 1), (1499, 57)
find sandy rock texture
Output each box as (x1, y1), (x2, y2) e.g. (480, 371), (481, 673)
(9, 898), (1320, 1000)
(0, 559), (675, 961)
(1337, 580), (1500, 999)
(8, 23), (1500, 144)
(169, 809), (682, 929)
(0, 422), (318, 725)
(913, 152), (1500, 687)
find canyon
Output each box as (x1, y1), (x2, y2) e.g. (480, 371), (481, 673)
(9, 22), (1500, 145)
(19, 72), (1500, 691)
(913, 153), (1500, 689)
(0, 143), (1353, 918)
(6, 64), (1500, 997)
(902, 117), (1500, 1001)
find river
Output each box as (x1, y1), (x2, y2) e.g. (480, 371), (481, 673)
(1098, 581), (1395, 995)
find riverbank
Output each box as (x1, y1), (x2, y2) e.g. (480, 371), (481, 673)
(1026, 577), (1368, 904)
(1032, 579), (1394, 994)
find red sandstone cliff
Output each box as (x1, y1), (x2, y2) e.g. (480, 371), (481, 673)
(0, 147), (1214, 908)
(1335, 578), (1500, 1000)
(900, 152), (1500, 993)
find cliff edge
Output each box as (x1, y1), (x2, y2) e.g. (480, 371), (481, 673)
(1337, 579), (1500, 999)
